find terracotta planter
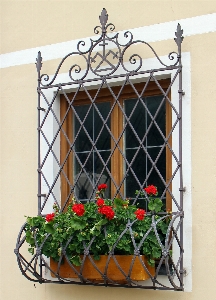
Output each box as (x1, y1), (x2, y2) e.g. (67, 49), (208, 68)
(50, 255), (155, 282)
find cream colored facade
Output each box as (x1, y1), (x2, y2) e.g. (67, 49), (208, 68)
(0, 0), (216, 299)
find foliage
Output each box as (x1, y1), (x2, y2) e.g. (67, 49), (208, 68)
(25, 185), (170, 267)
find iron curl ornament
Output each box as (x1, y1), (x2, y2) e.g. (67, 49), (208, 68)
(38, 8), (184, 87)
(15, 8), (185, 291)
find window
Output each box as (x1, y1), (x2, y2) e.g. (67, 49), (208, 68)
(60, 78), (172, 211)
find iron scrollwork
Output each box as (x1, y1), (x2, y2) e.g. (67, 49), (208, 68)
(37, 8), (183, 86)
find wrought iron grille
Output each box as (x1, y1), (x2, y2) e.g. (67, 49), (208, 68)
(15, 8), (185, 290)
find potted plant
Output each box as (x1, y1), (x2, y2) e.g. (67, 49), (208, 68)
(25, 185), (170, 282)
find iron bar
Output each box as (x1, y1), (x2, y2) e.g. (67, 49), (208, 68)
(36, 51), (42, 217)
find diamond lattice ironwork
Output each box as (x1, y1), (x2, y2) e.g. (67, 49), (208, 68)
(15, 8), (185, 290)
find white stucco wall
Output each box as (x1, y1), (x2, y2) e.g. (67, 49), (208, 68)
(1, 1), (216, 299)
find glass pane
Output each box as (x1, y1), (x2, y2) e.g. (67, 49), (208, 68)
(147, 147), (166, 196)
(95, 102), (111, 150)
(125, 148), (146, 198)
(73, 102), (111, 200)
(94, 151), (111, 198)
(74, 151), (111, 200)
(74, 152), (94, 200)
(147, 96), (165, 146)
(125, 99), (146, 148)
(124, 95), (166, 200)
(74, 104), (93, 152)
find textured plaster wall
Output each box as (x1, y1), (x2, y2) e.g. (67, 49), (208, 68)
(1, 0), (216, 299)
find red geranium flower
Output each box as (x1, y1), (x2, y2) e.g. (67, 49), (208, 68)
(46, 213), (55, 222)
(72, 203), (85, 216)
(144, 185), (158, 196)
(98, 205), (115, 220)
(96, 198), (105, 207)
(98, 183), (108, 191)
(134, 208), (146, 221)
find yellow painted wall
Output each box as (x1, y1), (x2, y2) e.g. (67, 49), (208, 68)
(1, 0), (216, 299)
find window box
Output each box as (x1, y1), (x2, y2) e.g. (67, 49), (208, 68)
(50, 255), (155, 282)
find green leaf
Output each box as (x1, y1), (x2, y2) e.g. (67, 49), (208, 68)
(95, 219), (108, 230)
(28, 247), (34, 255)
(158, 220), (169, 234)
(98, 219), (108, 226)
(70, 255), (81, 266)
(114, 198), (128, 207)
(70, 219), (86, 230)
(25, 230), (32, 237)
(90, 229), (101, 236)
(25, 232), (35, 246)
(93, 254), (100, 261)
(90, 219), (108, 234)
(154, 198), (163, 213)
(27, 217), (34, 227)
(148, 259), (155, 266)
(27, 216), (44, 227)
(148, 198), (163, 212)
(148, 234), (157, 243)
(68, 244), (76, 251)
(152, 247), (161, 258)
(148, 200), (155, 211)
(44, 223), (55, 234)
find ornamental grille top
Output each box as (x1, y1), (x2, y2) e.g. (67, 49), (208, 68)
(36, 8), (183, 86)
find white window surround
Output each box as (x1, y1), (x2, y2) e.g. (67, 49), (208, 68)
(40, 52), (192, 291)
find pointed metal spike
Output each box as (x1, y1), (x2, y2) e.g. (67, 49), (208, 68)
(36, 51), (42, 73)
(99, 8), (108, 30)
(174, 23), (184, 47)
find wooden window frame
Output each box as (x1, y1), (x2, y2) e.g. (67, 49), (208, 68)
(60, 78), (172, 210)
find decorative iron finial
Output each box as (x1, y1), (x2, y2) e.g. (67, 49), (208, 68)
(174, 23), (184, 47)
(36, 51), (42, 73)
(99, 8), (108, 32)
